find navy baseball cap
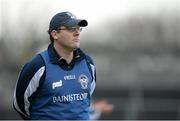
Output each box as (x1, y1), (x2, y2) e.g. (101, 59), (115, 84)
(48, 11), (88, 34)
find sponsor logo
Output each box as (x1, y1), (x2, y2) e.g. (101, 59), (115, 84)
(64, 75), (76, 80)
(78, 74), (89, 89)
(53, 93), (88, 103)
(52, 80), (62, 89)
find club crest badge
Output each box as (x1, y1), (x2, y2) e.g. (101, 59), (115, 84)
(78, 74), (89, 89)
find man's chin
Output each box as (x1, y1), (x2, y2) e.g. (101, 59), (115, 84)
(74, 44), (80, 49)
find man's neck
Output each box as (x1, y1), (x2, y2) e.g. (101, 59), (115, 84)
(53, 43), (73, 64)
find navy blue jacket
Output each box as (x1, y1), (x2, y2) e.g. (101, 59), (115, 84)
(13, 44), (96, 120)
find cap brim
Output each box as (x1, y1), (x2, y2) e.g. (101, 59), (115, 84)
(64, 19), (88, 27)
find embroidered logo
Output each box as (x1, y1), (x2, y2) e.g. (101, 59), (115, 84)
(78, 74), (89, 89)
(52, 80), (62, 89)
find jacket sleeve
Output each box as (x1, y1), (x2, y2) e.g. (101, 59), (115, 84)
(13, 54), (46, 119)
(85, 55), (96, 95)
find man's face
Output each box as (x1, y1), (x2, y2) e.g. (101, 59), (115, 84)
(52, 26), (82, 51)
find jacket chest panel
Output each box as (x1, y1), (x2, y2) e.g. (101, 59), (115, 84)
(41, 60), (92, 97)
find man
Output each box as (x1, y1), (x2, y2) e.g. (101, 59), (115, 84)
(13, 11), (96, 120)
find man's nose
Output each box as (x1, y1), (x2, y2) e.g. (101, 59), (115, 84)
(74, 30), (80, 36)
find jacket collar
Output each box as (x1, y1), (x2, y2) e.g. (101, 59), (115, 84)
(47, 43), (86, 65)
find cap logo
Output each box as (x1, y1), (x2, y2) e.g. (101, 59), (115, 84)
(66, 12), (76, 19)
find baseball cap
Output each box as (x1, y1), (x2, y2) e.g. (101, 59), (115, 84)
(48, 11), (88, 34)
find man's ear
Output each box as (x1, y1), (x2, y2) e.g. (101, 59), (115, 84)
(51, 30), (58, 40)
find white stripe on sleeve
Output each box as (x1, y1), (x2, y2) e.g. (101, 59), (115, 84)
(90, 64), (96, 95)
(13, 88), (30, 118)
(24, 66), (45, 115)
